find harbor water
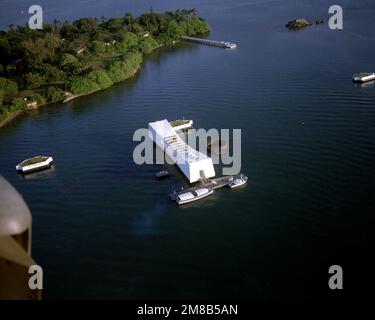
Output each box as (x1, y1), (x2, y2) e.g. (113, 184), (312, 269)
(0, 0), (375, 298)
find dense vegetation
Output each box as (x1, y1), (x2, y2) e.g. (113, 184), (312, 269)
(0, 9), (210, 123)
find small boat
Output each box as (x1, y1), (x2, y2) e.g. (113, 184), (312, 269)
(228, 174), (248, 189)
(176, 188), (213, 205)
(225, 42), (237, 49)
(156, 170), (169, 179)
(352, 72), (375, 83)
(16, 156), (53, 174)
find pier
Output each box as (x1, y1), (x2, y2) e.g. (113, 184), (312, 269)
(182, 36), (237, 49)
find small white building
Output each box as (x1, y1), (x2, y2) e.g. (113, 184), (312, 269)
(148, 120), (215, 183)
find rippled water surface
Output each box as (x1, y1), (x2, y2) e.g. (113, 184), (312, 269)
(0, 0), (375, 298)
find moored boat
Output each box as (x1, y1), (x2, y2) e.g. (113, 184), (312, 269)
(352, 72), (375, 83)
(16, 156), (53, 174)
(175, 187), (213, 205)
(156, 170), (169, 179)
(228, 174), (248, 189)
(225, 42), (237, 49)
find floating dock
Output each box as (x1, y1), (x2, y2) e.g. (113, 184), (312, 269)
(182, 36), (237, 49)
(148, 119), (215, 183)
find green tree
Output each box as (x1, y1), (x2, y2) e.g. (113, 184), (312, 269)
(61, 53), (78, 66)
(11, 97), (27, 111)
(0, 77), (18, 96)
(131, 22), (144, 35)
(74, 18), (97, 33)
(115, 32), (139, 54)
(139, 37), (158, 53)
(24, 73), (45, 89)
(0, 8), (211, 120)
(107, 61), (127, 82)
(104, 18), (124, 32)
(37, 64), (67, 82)
(87, 69), (113, 89)
(121, 32), (138, 48)
(60, 53), (82, 73)
(68, 76), (100, 95)
(0, 38), (11, 64)
(46, 86), (64, 103)
(166, 21), (184, 40)
(22, 33), (62, 68)
(124, 13), (134, 31)
(5, 64), (17, 75)
(91, 41), (106, 54)
(31, 93), (46, 105)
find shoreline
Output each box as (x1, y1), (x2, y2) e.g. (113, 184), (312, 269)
(0, 110), (22, 129)
(62, 69), (139, 103)
(0, 61), (142, 128)
(0, 10), (211, 130)
(0, 40), (174, 129)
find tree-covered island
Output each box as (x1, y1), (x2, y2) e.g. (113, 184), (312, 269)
(0, 9), (210, 127)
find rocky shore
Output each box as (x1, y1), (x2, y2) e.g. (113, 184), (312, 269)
(286, 18), (324, 30)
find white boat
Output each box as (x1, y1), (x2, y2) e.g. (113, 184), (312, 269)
(352, 72), (375, 83)
(156, 170), (169, 179)
(225, 42), (237, 49)
(176, 188), (213, 205)
(228, 174), (248, 189)
(16, 156), (53, 174)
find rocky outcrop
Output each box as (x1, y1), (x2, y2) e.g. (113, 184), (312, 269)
(285, 19), (313, 30)
(286, 18), (324, 30)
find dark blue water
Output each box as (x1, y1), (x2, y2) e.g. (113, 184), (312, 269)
(1, 0), (375, 299)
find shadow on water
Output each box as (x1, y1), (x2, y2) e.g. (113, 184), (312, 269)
(353, 81), (375, 89)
